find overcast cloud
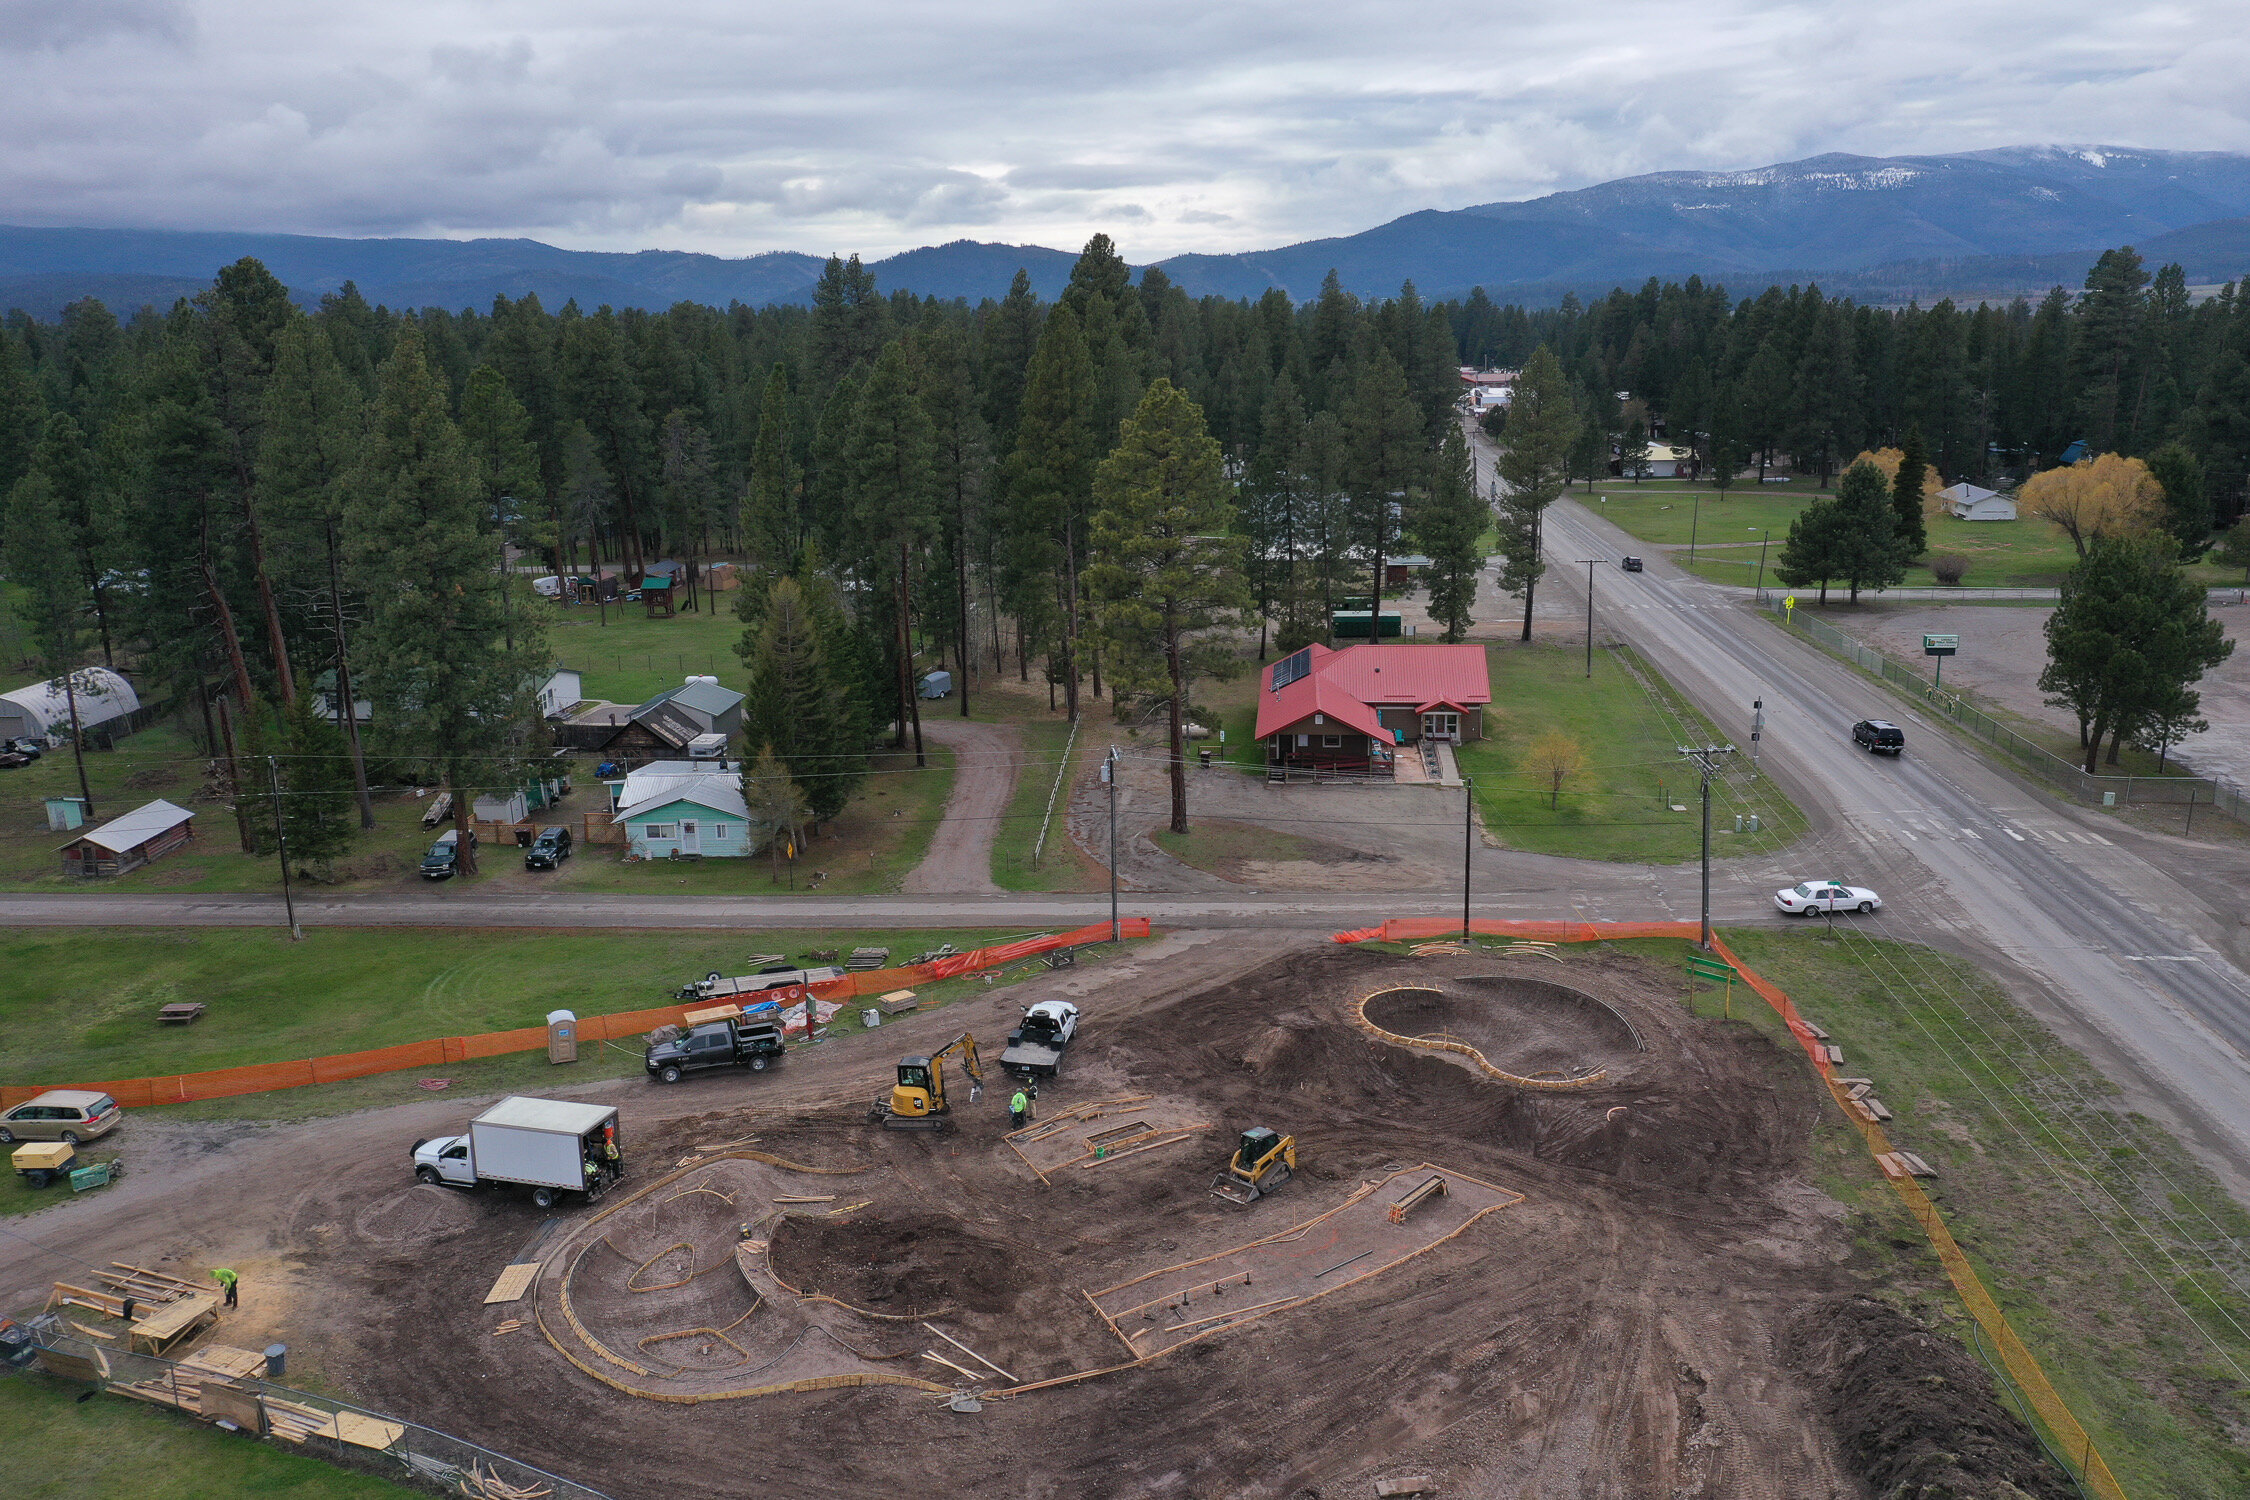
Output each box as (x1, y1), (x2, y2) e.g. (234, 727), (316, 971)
(4, 0), (2248, 259)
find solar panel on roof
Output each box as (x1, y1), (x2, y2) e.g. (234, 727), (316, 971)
(1271, 647), (1312, 691)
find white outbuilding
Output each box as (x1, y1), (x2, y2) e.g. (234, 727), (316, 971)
(1940, 482), (2017, 521)
(0, 667), (140, 741)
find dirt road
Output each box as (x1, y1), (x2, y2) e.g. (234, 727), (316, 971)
(902, 718), (1019, 894)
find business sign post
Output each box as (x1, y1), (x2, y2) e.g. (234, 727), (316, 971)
(1923, 633), (1959, 691)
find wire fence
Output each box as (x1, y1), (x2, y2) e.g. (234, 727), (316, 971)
(1772, 601), (2250, 828)
(22, 1318), (616, 1499)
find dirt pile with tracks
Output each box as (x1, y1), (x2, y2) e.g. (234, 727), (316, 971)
(769, 1211), (1017, 1316)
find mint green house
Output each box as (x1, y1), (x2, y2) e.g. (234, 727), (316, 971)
(612, 762), (760, 858)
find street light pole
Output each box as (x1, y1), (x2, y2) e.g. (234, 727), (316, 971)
(1105, 747), (1120, 943)
(1750, 528), (1771, 604)
(1687, 491), (1703, 563)
(1678, 744), (1736, 951)
(1462, 777), (1475, 939)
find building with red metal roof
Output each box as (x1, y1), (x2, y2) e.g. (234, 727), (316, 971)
(1253, 642), (1491, 776)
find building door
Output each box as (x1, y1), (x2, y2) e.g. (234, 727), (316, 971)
(681, 820), (700, 855)
(1422, 711), (1459, 741)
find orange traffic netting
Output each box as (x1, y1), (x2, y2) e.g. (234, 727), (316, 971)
(1, 919), (1150, 1112)
(1336, 917), (2127, 1500)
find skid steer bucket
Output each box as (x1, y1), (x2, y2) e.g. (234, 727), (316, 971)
(1210, 1173), (1260, 1205)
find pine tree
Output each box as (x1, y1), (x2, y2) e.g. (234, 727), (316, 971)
(346, 327), (549, 875)
(845, 341), (939, 760)
(1341, 350), (1425, 634)
(1003, 305), (1098, 713)
(1495, 346), (1581, 640)
(2145, 442), (2213, 558)
(2041, 535), (2233, 771)
(3, 467), (100, 819)
(1891, 426), (1930, 558)
(1773, 495), (1850, 605)
(740, 574), (865, 825)
(459, 365), (544, 559)
(741, 364), (797, 567)
(740, 743), (811, 880)
(1830, 458), (1911, 602)
(1086, 380), (1249, 834)
(1416, 425), (1485, 641)
(277, 691), (359, 878)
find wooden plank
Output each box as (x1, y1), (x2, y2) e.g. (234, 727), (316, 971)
(1160, 1295), (1303, 1334)
(922, 1322), (1017, 1383)
(773, 1194), (836, 1204)
(1823, 1044), (1845, 1064)
(1898, 1151), (1937, 1177)
(1376, 1478), (1435, 1497)
(200, 1381), (266, 1435)
(1076, 1131), (1195, 1168)
(919, 1350), (980, 1382)
(483, 1262), (541, 1305)
(1862, 1098), (1894, 1122)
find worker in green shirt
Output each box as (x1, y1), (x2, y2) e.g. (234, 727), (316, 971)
(1009, 1088), (1030, 1129)
(211, 1268), (239, 1308)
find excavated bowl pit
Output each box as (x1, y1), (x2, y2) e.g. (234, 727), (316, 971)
(767, 1210), (1017, 1317)
(1363, 976), (1641, 1081)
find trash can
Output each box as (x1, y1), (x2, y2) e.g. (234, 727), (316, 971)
(1199, 749), (1212, 766)
(264, 1344), (287, 1378)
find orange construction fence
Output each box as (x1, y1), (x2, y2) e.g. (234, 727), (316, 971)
(1336, 917), (2127, 1500)
(1, 920), (1149, 1112)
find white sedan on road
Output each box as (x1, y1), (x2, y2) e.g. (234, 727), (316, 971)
(1775, 880), (1883, 916)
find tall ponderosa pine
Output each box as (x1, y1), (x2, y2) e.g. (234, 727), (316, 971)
(347, 328), (549, 875)
(1340, 350), (1424, 633)
(1891, 426), (1930, 558)
(741, 364), (798, 566)
(740, 574), (866, 825)
(1086, 380), (1250, 835)
(1494, 346), (1580, 640)
(1829, 458), (1912, 602)
(1002, 305), (1098, 712)
(1416, 425), (1485, 641)
(2145, 441), (2213, 558)
(277, 691), (360, 878)
(740, 743), (811, 880)
(845, 341), (938, 761)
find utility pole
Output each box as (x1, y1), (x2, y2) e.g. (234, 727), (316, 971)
(1750, 698), (1765, 770)
(1577, 559), (1606, 678)
(267, 755), (301, 942)
(1750, 528), (1772, 604)
(1105, 747), (1120, 943)
(1678, 744), (1736, 951)
(1461, 777), (1475, 940)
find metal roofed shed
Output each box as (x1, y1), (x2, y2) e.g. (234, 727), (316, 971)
(0, 667), (140, 741)
(58, 798), (195, 878)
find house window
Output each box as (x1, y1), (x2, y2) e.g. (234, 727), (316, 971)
(643, 823), (677, 840)
(1320, 735), (1342, 749)
(1422, 712), (1459, 740)
(711, 825), (730, 840)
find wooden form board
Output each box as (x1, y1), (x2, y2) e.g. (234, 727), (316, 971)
(483, 1262), (542, 1305)
(128, 1293), (219, 1355)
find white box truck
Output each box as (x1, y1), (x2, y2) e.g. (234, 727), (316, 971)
(411, 1096), (622, 1209)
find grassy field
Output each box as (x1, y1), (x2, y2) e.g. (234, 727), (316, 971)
(0, 925), (1068, 1093)
(1152, 817), (1326, 876)
(542, 594), (745, 702)
(1452, 641), (1805, 862)
(990, 716), (1107, 892)
(1578, 483), (1829, 548)
(1, 1376), (410, 1497)
(1618, 928), (2250, 1500)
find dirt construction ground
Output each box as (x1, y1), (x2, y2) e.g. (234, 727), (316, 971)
(3, 933), (2071, 1499)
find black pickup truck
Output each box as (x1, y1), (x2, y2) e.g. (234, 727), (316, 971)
(645, 1016), (787, 1083)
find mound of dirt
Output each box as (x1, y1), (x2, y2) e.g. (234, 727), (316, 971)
(1790, 1294), (2076, 1499)
(768, 1211), (1017, 1317)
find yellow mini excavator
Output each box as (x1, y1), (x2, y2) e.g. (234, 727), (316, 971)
(867, 1032), (983, 1133)
(1211, 1127), (1296, 1204)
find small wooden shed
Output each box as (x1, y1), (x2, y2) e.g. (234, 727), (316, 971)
(59, 798), (196, 878)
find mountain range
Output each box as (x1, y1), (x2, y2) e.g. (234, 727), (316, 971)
(8, 145), (2250, 319)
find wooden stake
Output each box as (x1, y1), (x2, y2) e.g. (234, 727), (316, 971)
(920, 1350), (980, 1382)
(922, 1322), (1017, 1382)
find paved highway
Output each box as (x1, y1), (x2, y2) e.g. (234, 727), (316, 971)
(1524, 475), (2250, 1192)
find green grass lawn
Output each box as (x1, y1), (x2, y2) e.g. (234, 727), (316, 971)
(990, 716), (1105, 892)
(0, 1376), (410, 1498)
(542, 594), (746, 702)
(1578, 484), (1828, 548)
(1452, 641), (1805, 862)
(1152, 817), (1325, 876)
(1618, 928), (2250, 1500)
(0, 924), (1067, 1097)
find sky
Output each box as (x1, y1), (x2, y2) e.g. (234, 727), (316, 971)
(5, 0), (2249, 260)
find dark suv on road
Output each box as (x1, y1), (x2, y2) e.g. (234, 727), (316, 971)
(1852, 719), (1905, 755)
(524, 825), (573, 870)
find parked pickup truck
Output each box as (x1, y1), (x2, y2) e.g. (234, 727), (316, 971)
(646, 1015), (787, 1083)
(1000, 1000), (1080, 1079)
(413, 1097), (621, 1209)
(677, 966), (843, 1002)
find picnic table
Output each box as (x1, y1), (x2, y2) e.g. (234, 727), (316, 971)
(158, 1002), (206, 1025)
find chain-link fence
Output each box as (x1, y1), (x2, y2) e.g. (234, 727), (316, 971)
(22, 1318), (615, 1500)
(1772, 600), (2250, 828)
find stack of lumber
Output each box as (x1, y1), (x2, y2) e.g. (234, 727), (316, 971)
(261, 1395), (337, 1443)
(877, 989), (921, 1015)
(1875, 1150), (1938, 1178)
(1840, 1080), (1894, 1122)
(103, 1262), (207, 1303)
(845, 946), (891, 971)
(113, 1345), (267, 1414)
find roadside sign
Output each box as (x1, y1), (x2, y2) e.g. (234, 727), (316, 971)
(1782, 594), (1797, 622)
(1922, 634), (1959, 656)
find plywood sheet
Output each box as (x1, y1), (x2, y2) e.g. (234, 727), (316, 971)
(483, 1261), (541, 1304)
(334, 1410), (407, 1450)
